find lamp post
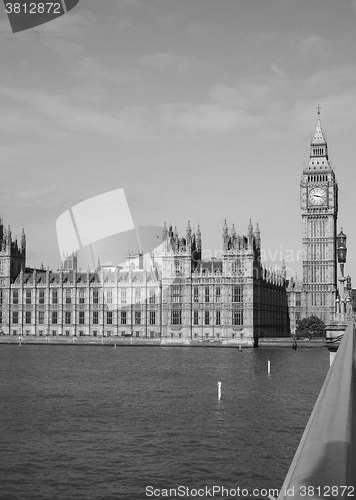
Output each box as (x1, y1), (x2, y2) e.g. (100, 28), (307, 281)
(336, 229), (347, 320)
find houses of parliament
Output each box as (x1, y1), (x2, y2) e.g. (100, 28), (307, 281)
(0, 109), (342, 344)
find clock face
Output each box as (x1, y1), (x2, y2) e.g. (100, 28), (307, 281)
(309, 187), (327, 205)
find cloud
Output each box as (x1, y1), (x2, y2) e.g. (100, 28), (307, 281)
(159, 101), (258, 134)
(296, 33), (329, 58)
(0, 83), (154, 141)
(139, 52), (212, 75)
(17, 185), (57, 201)
(2, 58), (356, 146)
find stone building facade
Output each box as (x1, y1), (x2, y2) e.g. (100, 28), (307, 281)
(0, 218), (290, 345)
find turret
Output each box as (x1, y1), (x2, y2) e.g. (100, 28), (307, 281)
(0, 217), (3, 249)
(186, 220), (192, 241)
(6, 225), (12, 247)
(222, 219), (229, 251)
(162, 221), (168, 242)
(254, 223), (261, 248)
(247, 219), (254, 246)
(282, 259), (287, 280)
(21, 228), (26, 252)
(196, 224), (202, 250)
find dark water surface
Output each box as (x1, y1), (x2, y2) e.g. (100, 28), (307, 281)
(0, 345), (329, 500)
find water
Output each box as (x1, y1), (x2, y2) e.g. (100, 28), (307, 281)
(0, 345), (329, 500)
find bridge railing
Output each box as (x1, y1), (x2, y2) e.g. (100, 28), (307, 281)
(277, 321), (356, 499)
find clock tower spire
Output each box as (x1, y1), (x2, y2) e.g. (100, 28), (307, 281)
(300, 105), (338, 323)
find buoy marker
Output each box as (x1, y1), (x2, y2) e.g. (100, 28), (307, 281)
(267, 360), (271, 374)
(217, 381), (222, 401)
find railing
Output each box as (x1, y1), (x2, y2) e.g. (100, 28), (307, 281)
(277, 321), (356, 499)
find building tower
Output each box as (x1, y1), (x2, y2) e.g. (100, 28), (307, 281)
(300, 105), (338, 323)
(0, 218), (26, 286)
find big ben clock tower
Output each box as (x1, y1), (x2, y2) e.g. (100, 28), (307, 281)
(300, 105), (338, 323)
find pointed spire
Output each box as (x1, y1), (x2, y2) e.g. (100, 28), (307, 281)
(306, 104), (331, 171)
(254, 222), (261, 248)
(186, 220), (192, 239)
(21, 228), (26, 251)
(312, 103), (327, 146)
(162, 221), (168, 241)
(222, 219), (228, 237)
(196, 224), (201, 250)
(282, 259), (287, 279)
(248, 219), (253, 236)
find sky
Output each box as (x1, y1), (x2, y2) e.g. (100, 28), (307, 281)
(1, 0), (356, 280)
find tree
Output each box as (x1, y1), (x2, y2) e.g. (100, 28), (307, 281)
(295, 315), (326, 338)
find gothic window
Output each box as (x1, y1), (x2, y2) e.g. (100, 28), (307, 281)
(149, 311), (156, 325)
(65, 289), (71, 304)
(121, 311), (127, 325)
(79, 311), (85, 324)
(174, 260), (182, 274)
(171, 286), (181, 303)
(12, 311), (19, 324)
(12, 289), (19, 304)
(105, 288), (113, 304)
(204, 310), (210, 325)
(205, 286), (210, 303)
(120, 288), (127, 304)
(193, 310), (198, 325)
(79, 289), (85, 304)
(39, 289), (45, 304)
(25, 311), (32, 324)
(51, 311), (58, 324)
(38, 311), (45, 324)
(135, 311), (141, 325)
(93, 288), (99, 304)
(171, 310), (182, 325)
(232, 261), (241, 273)
(52, 289), (58, 304)
(26, 289), (31, 304)
(216, 310), (221, 326)
(232, 310), (243, 326)
(135, 288), (141, 304)
(232, 285), (243, 303)
(215, 287), (221, 302)
(193, 286), (199, 302)
(92, 311), (99, 325)
(106, 311), (113, 325)
(65, 311), (71, 324)
(149, 289), (156, 304)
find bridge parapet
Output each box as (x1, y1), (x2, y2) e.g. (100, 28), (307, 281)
(277, 321), (356, 499)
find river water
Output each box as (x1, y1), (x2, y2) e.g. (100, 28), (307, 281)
(0, 345), (329, 500)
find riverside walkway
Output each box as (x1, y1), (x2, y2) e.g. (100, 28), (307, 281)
(277, 321), (356, 499)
